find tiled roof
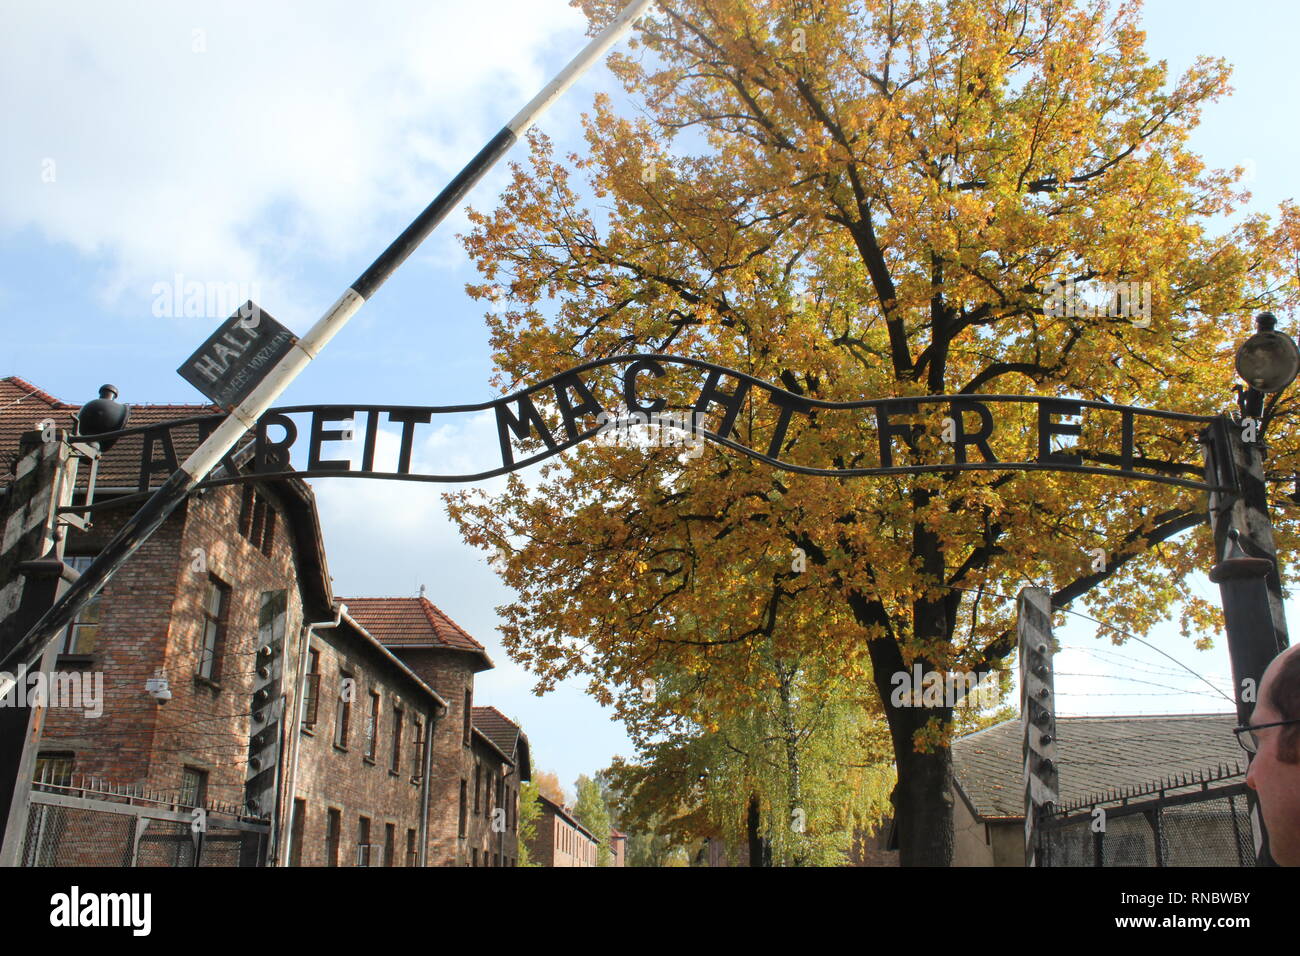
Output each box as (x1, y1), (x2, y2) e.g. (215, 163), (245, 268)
(537, 792), (597, 841)
(473, 706), (531, 782)
(952, 713), (1244, 821)
(343, 597), (493, 666)
(473, 706), (520, 753)
(0, 375), (334, 620)
(0, 375), (221, 490)
(471, 726), (515, 766)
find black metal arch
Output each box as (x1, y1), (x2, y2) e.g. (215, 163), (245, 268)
(69, 354), (1232, 513)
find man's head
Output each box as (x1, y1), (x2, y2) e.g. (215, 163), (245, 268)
(1247, 643), (1300, 865)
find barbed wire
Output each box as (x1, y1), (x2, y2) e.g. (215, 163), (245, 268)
(936, 583), (1235, 704)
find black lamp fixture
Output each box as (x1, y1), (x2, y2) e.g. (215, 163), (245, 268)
(75, 384), (129, 451)
(1236, 313), (1300, 394)
(1233, 313), (1299, 420)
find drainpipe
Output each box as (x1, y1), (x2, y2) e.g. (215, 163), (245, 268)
(280, 601), (346, 866)
(418, 702), (440, 867)
(499, 764), (515, 867)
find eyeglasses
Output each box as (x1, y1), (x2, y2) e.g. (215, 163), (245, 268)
(1233, 718), (1300, 755)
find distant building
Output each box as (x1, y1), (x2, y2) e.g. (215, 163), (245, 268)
(344, 596), (510, 866)
(950, 713), (1248, 866)
(608, 826), (626, 866)
(472, 706), (531, 866)
(527, 792), (597, 866)
(282, 609), (446, 867)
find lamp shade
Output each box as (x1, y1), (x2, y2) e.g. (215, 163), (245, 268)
(76, 384), (129, 450)
(1235, 314), (1300, 394)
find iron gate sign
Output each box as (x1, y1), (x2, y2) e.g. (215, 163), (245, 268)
(90, 354), (1227, 497)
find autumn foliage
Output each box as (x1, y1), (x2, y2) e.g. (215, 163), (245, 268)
(449, 0), (1300, 864)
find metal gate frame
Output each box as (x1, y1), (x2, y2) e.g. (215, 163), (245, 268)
(1036, 774), (1253, 867)
(24, 785), (269, 867)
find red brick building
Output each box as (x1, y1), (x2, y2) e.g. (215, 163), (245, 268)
(343, 598), (532, 866)
(608, 827), (627, 866)
(281, 608), (447, 866)
(0, 376), (332, 822)
(0, 376), (533, 867)
(472, 705), (532, 866)
(528, 792), (598, 866)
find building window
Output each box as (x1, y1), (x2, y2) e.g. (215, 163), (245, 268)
(471, 848), (478, 867)
(390, 705), (403, 773)
(326, 808), (341, 867)
(238, 486), (277, 555)
(384, 823), (396, 868)
(301, 649), (320, 731)
(364, 690), (380, 761)
(473, 761), (481, 814)
(179, 767), (208, 808)
(197, 577), (229, 681)
(458, 780), (468, 838)
(238, 486), (255, 538)
(260, 507), (276, 556)
(411, 717), (424, 783)
(334, 670), (352, 749)
(250, 495), (267, 548)
(462, 689), (472, 746)
(356, 816), (372, 867)
(32, 752), (73, 788)
(59, 556), (102, 655)
(406, 828), (417, 867)
(289, 799), (306, 866)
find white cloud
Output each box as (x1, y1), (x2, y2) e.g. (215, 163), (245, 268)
(305, 407), (635, 782)
(0, 0), (584, 321)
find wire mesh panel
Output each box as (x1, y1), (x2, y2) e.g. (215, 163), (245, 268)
(199, 827), (265, 867)
(136, 820), (198, 867)
(1159, 796), (1253, 866)
(1039, 782), (1254, 867)
(22, 803), (136, 867)
(1101, 812), (1156, 866)
(21, 790), (268, 867)
(1041, 817), (1095, 866)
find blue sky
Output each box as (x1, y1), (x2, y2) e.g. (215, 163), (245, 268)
(3, 1), (1297, 790)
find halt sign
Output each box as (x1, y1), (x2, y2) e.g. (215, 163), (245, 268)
(177, 301), (297, 410)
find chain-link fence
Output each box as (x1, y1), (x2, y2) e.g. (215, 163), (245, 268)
(1038, 773), (1254, 867)
(22, 780), (269, 867)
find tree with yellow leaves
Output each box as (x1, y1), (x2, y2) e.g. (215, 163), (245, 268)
(449, 0), (1300, 864)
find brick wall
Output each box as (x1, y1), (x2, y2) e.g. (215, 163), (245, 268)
(284, 621), (439, 867)
(529, 798), (597, 867)
(388, 648), (477, 865)
(464, 733), (515, 866)
(43, 481), (307, 811)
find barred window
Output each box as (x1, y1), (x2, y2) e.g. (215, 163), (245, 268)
(180, 766), (207, 808)
(302, 649), (320, 730)
(33, 752), (73, 788)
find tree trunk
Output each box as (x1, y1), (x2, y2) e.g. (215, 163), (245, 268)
(890, 717), (955, 866)
(857, 597), (958, 866)
(774, 660), (805, 865)
(746, 793), (770, 866)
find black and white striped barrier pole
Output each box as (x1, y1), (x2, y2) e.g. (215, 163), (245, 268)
(1019, 586), (1059, 867)
(0, 0), (656, 700)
